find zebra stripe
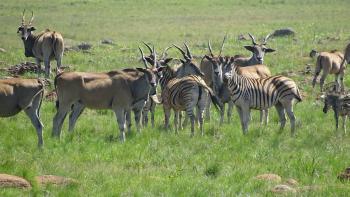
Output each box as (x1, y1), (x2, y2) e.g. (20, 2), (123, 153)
(225, 65), (302, 135)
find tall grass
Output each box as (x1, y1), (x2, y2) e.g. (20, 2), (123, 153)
(0, 0), (350, 195)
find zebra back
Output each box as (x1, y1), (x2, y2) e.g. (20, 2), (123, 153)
(227, 69), (302, 109)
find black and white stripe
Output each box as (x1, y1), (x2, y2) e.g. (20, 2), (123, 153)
(224, 60), (302, 135)
(159, 66), (222, 136)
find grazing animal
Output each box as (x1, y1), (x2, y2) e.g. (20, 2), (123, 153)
(234, 33), (275, 67)
(17, 10), (64, 78)
(158, 64), (222, 136)
(52, 57), (158, 142)
(323, 92), (350, 133)
(311, 49), (345, 91)
(223, 58), (302, 135)
(0, 78), (44, 147)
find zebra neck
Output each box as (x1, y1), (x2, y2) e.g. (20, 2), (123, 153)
(160, 68), (176, 90)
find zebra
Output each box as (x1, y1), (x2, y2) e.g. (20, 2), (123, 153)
(222, 58), (302, 135)
(323, 92), (350, 133)
(158, 64), (222, 136)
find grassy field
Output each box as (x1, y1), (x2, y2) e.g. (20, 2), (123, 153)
(1, 0), (350, 196)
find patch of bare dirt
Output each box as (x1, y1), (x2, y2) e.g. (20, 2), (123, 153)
(36, 175), (77, 187)
(255, 173), (282, 182)
(271, 184), (296, 193)
(0, 174), (31, 189)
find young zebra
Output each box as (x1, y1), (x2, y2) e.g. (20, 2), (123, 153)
(223, 58), (302, 135)
(158, 65), (222, 136)
(323, 92), (350, 133)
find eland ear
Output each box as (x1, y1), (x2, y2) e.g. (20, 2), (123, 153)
(144, 57), (154, 65)
(163, 58), (173, 65)
(265, 48), (275, 53)
(29, 26), (36, 31)
(203, 55), (213, 61)
(244, 45), (254, 52)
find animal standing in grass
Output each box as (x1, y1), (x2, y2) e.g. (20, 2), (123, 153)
(17, 10), (64, 78)
(52, 58), (158, 142)
(323, 92), (350, 133)
(310, 49), (345, 91)
(223, 58), (302, 135)
(202, 34), (274, 124)
(158, 46), (222, 135)
(0, 78), (44, 147)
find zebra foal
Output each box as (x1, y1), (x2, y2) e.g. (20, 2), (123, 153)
(323, 92), (350, 133)
(223, 58), (302, 135)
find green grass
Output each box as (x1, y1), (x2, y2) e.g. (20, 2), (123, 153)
(1, 0), (350, 196)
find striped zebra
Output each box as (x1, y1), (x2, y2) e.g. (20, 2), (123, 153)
(158, 65), (222, 136)
(223, 58), (302, 135)
(323, 92), (350, 133)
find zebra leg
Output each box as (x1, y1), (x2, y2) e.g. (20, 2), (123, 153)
(259, 110), (264, 125)
(163, 106), (171, 130)
(236, 106), (244, 132)
(205, 99), (211, 121)
(197, 92), (208, 136)
(220, 103), (226, 125)
(227, 101), (234, 123)
(265, 109), (269, 124)
(242, 107), (251, 134)
(342, 115), (346, 134)
(197, 107), (204, 136)
(68, 102), (85, 132)
(174, 111), (179, 134)
(282, 101), (296, 136)
(275, 103), (286, 131)
(114, 108), (126, 142)
(334, 109), (339, 131)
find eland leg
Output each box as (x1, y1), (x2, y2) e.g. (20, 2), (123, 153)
(68, 102), (85, 132)
(114, 109), (126, 142)
(52, 104), (70, 138)
(24, 106), (44, 147)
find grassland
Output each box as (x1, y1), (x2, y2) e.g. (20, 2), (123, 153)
(0, 0), (350, 196)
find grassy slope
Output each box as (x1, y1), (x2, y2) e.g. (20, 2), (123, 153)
(0, 0), (350, 196)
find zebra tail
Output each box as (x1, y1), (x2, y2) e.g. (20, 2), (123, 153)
(294, 87), (303, 103)
(210, 92), (224, 113)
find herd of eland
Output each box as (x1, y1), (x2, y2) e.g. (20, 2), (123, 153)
(1, 10), (350, 147)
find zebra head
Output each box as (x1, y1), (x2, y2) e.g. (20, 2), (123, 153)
(221, 57), (236, 82)
(244, 33), (275, 64)
(322, 93), (341, 114)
